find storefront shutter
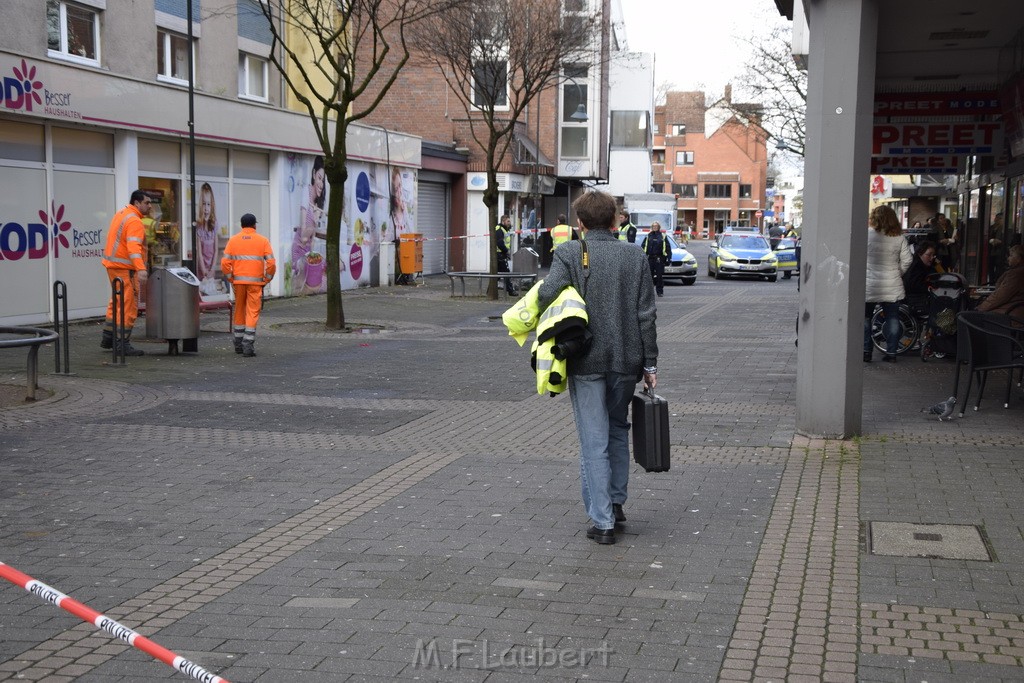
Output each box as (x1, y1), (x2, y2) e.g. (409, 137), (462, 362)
(417, 181), (449, 274)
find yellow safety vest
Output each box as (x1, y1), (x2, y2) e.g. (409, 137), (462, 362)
(502, 283), (588, 395)
(550, 224), (572, 251)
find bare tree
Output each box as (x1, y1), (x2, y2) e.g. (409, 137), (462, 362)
(413, 0), (600, 299)
(255, 0), (459, 328)
(732, 24), (807, 157)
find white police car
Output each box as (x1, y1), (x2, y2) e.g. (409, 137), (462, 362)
(708, 233), (778, 281)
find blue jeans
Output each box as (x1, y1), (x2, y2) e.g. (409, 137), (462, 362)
(864, 301), (900, 356)
(568, 372), (636, 530)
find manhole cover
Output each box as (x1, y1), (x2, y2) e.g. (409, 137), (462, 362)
(868, 522), (992, 561)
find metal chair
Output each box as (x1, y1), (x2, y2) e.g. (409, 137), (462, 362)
(954, 311), (1024, 417)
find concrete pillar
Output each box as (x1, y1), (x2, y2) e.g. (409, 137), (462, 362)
(795, 0), (878, 438)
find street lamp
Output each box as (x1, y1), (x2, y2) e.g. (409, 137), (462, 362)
(565, 77), (588, 121)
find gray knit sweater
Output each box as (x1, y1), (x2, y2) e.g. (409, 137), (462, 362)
(537, 228), (658, 377)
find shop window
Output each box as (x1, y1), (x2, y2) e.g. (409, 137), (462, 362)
(157, 29), (194, 84)
(47, 0), (101, 65)
(52, 127), (113, 167)
(233, 150), (270, 180)
(239, 52), (268, 101)
(139, 178), (182, 270)
(139, 138), (182, 174)
(0, 121), (45, 163)
(193, 146), (229, 177)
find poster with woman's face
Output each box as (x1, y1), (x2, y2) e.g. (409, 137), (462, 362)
(281, 154), (334, 295)
(196, 180), (230, 300)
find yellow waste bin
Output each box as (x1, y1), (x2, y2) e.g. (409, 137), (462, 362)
(399, 233), (423, 275)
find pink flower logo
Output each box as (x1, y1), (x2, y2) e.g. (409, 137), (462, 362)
(13, 60), (43, 108)
(41, 202), (72, 257)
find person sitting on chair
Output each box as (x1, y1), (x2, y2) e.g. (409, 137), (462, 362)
(902, 240), (943, 314)
(978, 244), (1024, 315)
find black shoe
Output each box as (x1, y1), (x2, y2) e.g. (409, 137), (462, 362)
(863, 352), (872, 363)
(586, 526), (615, 545)
(657, 292), (664, 297)
(100, 329), (113, 349)
(116, 343), (145, 357)
(243, 348), (256, 357)
(234, 343), (244, 354)
(613, 504), (626, 523)
(882, 354), (897, 363)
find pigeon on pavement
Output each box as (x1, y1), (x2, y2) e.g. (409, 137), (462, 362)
(922, 395), (957, 421)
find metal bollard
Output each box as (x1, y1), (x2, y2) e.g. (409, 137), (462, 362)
(52, 280), (71, 374)
(111, 277), (126, 365)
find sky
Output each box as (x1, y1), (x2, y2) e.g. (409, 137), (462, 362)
(620, 0), (789, 99)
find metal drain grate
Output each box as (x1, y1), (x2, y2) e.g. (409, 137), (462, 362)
(868, 522), (992, 561)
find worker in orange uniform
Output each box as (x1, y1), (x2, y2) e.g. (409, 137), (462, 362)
(221, 213), (276, 357)
(100, 190), (152, 356)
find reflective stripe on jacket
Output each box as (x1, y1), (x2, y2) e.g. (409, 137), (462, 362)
(222, 227), (277, 285)
(531, 287), (588, 395)
(101, 205), (147, 271)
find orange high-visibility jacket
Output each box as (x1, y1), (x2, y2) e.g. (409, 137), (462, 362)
(101, 205), (147, 271)
(222, 227), (276, 286)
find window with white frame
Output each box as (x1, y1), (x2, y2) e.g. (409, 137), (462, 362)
(238, 53), (268, 101)
(676, 150), (694, 165)
(47, 0), (101, 65)
(157, 29), (194, 84)
(560, 65), (589, 158)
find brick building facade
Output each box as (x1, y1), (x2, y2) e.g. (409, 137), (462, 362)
(652, 88), (768, 238)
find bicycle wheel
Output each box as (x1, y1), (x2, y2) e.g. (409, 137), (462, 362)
(870, 304), (919, 355)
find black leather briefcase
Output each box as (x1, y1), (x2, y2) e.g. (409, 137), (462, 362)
(631, 388), (670, 472)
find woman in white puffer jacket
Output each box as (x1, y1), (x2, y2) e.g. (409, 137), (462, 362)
(864, 205), (912, 362)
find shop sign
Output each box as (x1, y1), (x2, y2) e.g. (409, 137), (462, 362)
(874, 91), (1000, 117)
(872, 122), (1002, 155)
(0, 203), (101, 262)
(871, 155), (960, 174)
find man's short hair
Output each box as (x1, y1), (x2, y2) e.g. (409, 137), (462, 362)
(130, 190), (151, 204)
(557, 214), (566, 223)
(573, 191), (617, 231)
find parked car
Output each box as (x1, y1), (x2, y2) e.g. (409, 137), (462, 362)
(774, 237), (799, 279)
(707, 233), (778, 281)
(636, 232), (698, 285)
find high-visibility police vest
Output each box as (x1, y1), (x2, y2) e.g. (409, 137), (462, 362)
(495, 224), (511, 253)
(550, 224), (572, 251)
(618, 222), (636, 241)
(530, 287), (588, 395)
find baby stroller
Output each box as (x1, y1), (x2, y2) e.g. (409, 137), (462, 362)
(919, 272), (967, 361)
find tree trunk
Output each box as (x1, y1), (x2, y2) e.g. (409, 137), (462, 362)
(324, 137), (349, 330)
(484, 137), (500, 300)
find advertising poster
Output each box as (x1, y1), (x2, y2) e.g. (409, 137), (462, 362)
(282, 153), (330, 296)
(194, 180), (231, 302)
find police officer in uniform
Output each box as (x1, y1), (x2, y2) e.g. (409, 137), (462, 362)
(643, 221), (670, 297)
(494, 214), (516, 295)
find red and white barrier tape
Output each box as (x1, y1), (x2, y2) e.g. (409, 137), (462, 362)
(0, 561), (230, 683)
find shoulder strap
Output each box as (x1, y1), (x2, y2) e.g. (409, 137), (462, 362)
(580, 239), (590, 300)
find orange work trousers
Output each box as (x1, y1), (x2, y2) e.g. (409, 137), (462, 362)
(104, 268), (139, 330)
(232, 284), (264, 333)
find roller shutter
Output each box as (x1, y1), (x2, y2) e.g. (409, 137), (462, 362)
(417, 181), (449, 274)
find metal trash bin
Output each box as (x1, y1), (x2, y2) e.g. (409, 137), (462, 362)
(146, 267), (200, 354)
(512, 247), (539, 274)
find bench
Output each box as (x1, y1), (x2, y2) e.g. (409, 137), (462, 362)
(445, 272), (538, 298)
(0, 326), (59, 401)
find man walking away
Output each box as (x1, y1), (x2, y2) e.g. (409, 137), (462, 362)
(644, 221), (670, 297)
(538, 190), (658, 545)
(100, 190), (152, 356)
(222, 213), (276, 357)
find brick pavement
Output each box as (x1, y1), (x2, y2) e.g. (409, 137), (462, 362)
(1, 266), (1022, 682)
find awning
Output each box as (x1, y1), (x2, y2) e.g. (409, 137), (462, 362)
(513, 130), (553, 168)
